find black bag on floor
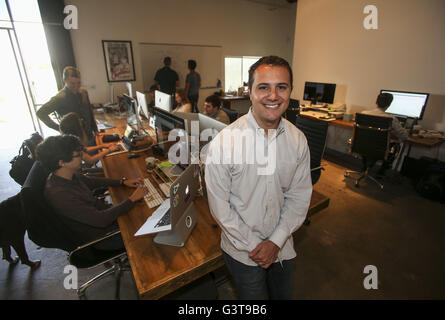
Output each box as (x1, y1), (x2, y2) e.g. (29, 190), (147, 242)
(9, 133), (43, 186)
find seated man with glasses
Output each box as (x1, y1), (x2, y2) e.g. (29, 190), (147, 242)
(36, 134), (148, 250)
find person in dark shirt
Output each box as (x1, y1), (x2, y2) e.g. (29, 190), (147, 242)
(185, 59), (201, 113)
(36, 135), (148, 250)
(36, 67), (98, 145)
(154, 57), (179, 95)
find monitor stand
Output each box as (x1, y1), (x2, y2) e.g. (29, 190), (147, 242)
(154, 203), (198, 247)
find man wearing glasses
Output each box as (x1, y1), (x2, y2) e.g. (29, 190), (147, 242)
(36, 134), (147, 250)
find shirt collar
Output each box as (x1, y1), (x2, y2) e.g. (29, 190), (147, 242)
(246, 107), (286, 135)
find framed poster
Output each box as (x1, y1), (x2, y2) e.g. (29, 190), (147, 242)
(102, 40), (136, 82)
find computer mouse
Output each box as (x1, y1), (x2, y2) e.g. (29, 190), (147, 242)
(128, 153), (140, 159)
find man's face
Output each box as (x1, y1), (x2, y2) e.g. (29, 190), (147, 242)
(249, 65), (292, 130)
(61, 150), (83, 172)
(204, 101), (218, 116)
(65, 76), (81, 94)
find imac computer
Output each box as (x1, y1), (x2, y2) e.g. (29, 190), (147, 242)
(380, 89), (429, 120)
(303, 82), (336, 105)
(153, 107), (186, 154)
(155, 90), (172, 112)
(126, 82), (133, 98)
(173, 111), (199, 135)
(198, 113), (227, 135)
(136, 91), (150, 120)
(198, 113), (228, 158)
(123, 94), (143, 134)
(153, 107), (189, 177)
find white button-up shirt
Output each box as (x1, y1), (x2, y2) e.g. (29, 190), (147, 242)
(205, 108), (312, 266)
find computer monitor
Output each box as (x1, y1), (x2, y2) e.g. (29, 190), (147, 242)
(303, 82), (336, 105)
(126, 82), (133, 98)
(155, 90), (172, 112)
(153, 107), (186, 156)
(136, 91), (150, 119)
(123, 94), (143, 133)
(173, 111), (199, 135)
(380, 89), (429, 120)
(198, 113), (227, 135)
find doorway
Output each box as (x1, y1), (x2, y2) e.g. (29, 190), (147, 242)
(0, 0), (58, 198)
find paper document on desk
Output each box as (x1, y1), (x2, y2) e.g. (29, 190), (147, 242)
(96, 120), (115, 130)
(135, 199), (171, 236)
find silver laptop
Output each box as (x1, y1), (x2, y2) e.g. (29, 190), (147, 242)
(135, 164), (200, 247)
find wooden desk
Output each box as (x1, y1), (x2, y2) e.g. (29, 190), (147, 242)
(220, 95), (250, 109)
(97, 113), (330, 299)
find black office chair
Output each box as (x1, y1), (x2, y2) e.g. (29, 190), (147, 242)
(294, 116), (329, 226)
(294, 115), (329, 185)
(344, 113), (393, 190)
(221, 107), (239, 124)
(285, 99), (300, 125)
(20, 161), (128, 299)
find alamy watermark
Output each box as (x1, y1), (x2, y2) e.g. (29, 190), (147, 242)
(363, 5), (378, 30)
(363, 265), (378, 289)
(63, 5), (78, 30)
(166, 123), (278, 176)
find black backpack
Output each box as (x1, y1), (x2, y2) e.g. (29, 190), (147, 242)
(9, 133), (43, 186)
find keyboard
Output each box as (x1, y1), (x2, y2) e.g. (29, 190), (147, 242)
(143, 178), (164, 208)
(154, 210), (171, 227)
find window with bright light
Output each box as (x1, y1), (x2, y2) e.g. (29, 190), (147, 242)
(224, 56), (261, 93)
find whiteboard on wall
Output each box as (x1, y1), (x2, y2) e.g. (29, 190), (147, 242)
(139, 42), (222, 91)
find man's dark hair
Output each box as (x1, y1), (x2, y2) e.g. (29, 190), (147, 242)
(205, 95), (221, 109)
(377, 93), (394, 109)
(36, 135), (83, 172)
(62, 66), (80, 80)
(188, 59), (197, 70)
(164, 57), (172, 66)
(248, 56), (293, 90)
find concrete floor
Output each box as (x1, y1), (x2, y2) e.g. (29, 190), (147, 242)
(1, 156), (444, 300)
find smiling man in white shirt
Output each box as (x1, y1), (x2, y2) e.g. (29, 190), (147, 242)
(205, 56), (312, 299)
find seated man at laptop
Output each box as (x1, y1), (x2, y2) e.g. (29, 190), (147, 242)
(201, 95), (230, 125)
(36, 135), (148, 250)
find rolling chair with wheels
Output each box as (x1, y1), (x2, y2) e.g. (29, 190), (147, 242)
(344, 113), (393, 190)
(294, 116), (329, 225)
(20, 161), (129, 299)
(285, 99), (300, 125)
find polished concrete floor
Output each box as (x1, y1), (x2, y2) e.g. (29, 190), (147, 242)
(1, 155), (444, 300)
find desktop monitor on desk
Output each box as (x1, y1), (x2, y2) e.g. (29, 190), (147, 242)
(153, 107), (188, 165)
(380, 89), (429, 120)
(303, 82), (336, 105)
(155, 90), (172, 112)
(136, 91), (151, 120)
(126, 82), (133, 98)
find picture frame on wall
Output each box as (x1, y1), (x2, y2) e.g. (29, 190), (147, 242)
(102, 40), (136, 82)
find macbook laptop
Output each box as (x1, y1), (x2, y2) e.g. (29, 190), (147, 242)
(135, 164), (200, 247)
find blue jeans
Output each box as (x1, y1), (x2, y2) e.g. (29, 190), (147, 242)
(222, 251), (296, 300)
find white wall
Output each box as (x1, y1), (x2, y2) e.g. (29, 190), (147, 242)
(68, 0), (297, 109)
(292, 0), (445, 131)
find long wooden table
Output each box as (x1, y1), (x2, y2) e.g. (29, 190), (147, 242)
(97, 112), (330, 299)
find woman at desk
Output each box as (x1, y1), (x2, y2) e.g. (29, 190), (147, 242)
(59, 112), (119, 166)
(172, 89), (192, 113)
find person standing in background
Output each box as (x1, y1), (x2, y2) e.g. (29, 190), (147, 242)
(154, 57), (179, 95)
(185, 59), (201, 113)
